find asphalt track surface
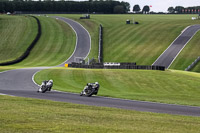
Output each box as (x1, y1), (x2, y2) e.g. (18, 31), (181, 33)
(153, 25), (200, 68)
(0, 17), (200, 117)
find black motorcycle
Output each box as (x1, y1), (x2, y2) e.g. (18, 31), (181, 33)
(80, 83), (99, 97)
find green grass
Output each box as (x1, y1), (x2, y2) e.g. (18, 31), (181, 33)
(170, 30), (200, 71)
(0, 67), (11, 72)
(35, 68), (200, 106)
(56, 14), (200, 68)
(57, 14), (99, 60)
(1, 95), (200, 133)
(13, 16), (76, 67)
(0, 15), (37, 63)
(191, 62), (200, 72)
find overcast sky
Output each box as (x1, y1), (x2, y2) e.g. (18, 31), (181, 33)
(76, 0), (200, 12)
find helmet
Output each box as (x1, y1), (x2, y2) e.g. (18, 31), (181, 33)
(49, 79), (53, 82)
(95, 82), (99, 85)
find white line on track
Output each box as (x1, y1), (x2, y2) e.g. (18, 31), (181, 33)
(32, 16), (92, 87)
(0, 93), (15, 97)
(55, 17), (91, 65)
(56, 17), (79, 65)
(152, 26), (191, 67)
(167, 26), (200, 69)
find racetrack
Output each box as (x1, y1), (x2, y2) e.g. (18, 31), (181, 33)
(153, 25), (200, 68)
(53, 17), (91, 66)
(0, 17), (200, 117)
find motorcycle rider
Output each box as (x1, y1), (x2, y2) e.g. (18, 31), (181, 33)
(93, 82), (100, 95)
(46, 79), (53, 91)
(80, 82), (100, 96)
(37, 79), (53, 93)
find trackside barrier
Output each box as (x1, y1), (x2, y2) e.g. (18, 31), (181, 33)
(65, 64), (69, 67)
(68, 62), (165, 71)
(98, 24), (103, 63)
(0, 16), (41, 66)
(185, 56), (200, 71)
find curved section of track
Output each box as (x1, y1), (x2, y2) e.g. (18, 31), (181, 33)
(153, 25), (200, 68)
(0, 19), (200, 117)
(53, 17), (91, 66)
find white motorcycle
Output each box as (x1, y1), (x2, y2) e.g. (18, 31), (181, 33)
(38, 80), (53, 93)
(80, 82), (99, 97)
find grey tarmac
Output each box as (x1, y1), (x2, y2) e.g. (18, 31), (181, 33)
(153, 25), (200, 68)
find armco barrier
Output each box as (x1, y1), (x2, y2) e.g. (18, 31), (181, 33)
(185, 56), (200, 71)
(0, 16), (41, 66)
(98, 24), (103, 63)
(68, 63), (165, 71)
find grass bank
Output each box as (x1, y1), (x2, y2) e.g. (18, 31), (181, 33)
(170, 30), (200, 71)
(0, 15), (37, 63)
(57, 14), (200, 67)
(0, 95), (200, 133)
(35, 68), (200, 106)
(57, 14), (99, 60)
(13, 16), (76, 67)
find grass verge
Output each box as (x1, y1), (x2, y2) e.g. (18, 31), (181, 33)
(35, 68), (200, 106)
(0, 95), (200, 133)
(170, 30), (200, 71)
(56, 14), (99, 60)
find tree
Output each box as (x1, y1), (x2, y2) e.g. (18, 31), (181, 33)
(168, 7), (174, 13)
(133, 4), (140, 13)
(121, 1), (130, 13)
(113, 5), (124, 14)
(142, 5), (150, 14)
(174, 6), (184, 14)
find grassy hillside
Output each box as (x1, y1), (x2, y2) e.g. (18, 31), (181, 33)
(0, 15), (37, 63)
(58, 14), (200, 68)
(35, 68), (200, 106)
(1, 95), (200, 133)
(14, 16), (76, 66)
(191, 62), (200, 72)
(57, 14), (100, 60)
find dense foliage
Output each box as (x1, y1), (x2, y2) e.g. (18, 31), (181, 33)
(0, 0), (130, 14)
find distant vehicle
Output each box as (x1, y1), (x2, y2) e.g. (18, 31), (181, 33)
(80, 82), (100, 97)
(7, 12), (11, 15)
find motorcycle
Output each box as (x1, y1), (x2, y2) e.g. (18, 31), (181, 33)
(80, 82), (99, 97)
(38, 80), (53, 93)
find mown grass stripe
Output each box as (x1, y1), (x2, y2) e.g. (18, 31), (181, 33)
(0, 15), (37, 63)
(35, 68), (200, 106)
(12, 16), (76, 67)
(1, 95), (200, 132)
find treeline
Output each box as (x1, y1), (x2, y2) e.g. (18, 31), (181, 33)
(0, 0), (130, 14)
(132, 4), (150, 14)
(168, 6), (200, 14)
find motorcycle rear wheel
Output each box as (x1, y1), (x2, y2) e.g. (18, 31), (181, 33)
(85, 89), (95, 97)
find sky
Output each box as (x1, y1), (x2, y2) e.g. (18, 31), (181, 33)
(76, 0), (200, 12)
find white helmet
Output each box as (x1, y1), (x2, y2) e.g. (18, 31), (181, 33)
(95, 82), (99, 85)
(49, 79), (53, 82)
